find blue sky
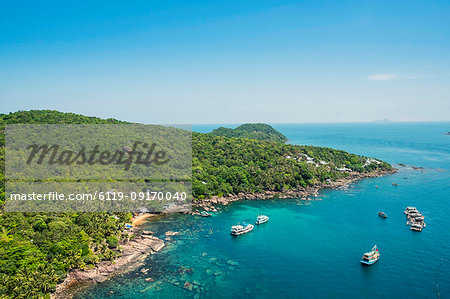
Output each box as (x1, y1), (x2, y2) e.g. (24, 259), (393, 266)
(0, 0), (449, 123)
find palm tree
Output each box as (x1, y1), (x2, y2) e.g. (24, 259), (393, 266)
(0, 227), (12, 243)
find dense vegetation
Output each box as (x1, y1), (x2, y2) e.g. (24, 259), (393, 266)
(0, 110), (391, 298)
(210, 123), (288, 142)
(192, 133), (390, 198)
(0, 111), (131, 298)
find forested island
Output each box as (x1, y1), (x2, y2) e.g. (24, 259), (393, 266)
(210, 123), (288, 142)
(0, 110), (393, 298)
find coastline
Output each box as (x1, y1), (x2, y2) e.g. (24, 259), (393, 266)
(193, 169), (397, 212)
(53, 168), (396, 298)
(53, 219), (165, 298)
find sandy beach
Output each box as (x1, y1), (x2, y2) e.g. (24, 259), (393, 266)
(132, 213), (157, 226)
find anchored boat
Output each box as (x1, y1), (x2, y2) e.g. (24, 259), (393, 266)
(200, 211), (212, 217)
(361, 245), (380, 266)
(404, 207), (418, 215)
(378, 212), (387, 218)
(414, 215), (425, 222)
(405, 206), (426, 231)
(255, 214), (269, 225)
(411, 222), (426, 232)
(230, 223), (254, 236)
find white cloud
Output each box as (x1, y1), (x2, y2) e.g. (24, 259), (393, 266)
(406, 75), (418, 79)
(367, 73), (398, 81)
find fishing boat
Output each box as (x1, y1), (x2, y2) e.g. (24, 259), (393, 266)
(255, 214), (269, 225)
(378, 212), (387, 218)
(411, 222), (425, 232)
(200, 211), (212, 217)
(414, 215), (425, 222)
(405, 206), (426, 231)
(404, 207), (418, 215)
(361, 245), (380, 266)
(230, 223), (254, 236)
(407, 212), (421, 220)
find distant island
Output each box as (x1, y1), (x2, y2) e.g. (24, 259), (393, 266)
(210, 123), (288, 142)
(373, 119), (391, 123)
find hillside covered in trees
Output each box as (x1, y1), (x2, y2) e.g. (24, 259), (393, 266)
(0, 110), (392, 298)
(192, 133), (391, 199)
(0, 111), (132, 298)
(210, 123), (288, 142)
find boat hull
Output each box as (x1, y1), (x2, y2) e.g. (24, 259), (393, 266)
(256, 218), (269, 225)
(361, 258), (379, 266)
(231, 224), (254, 236)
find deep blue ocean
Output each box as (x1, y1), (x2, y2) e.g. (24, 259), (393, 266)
(76, 122), (450, 298)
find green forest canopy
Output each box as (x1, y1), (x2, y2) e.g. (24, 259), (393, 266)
(210, 123), (288, 142)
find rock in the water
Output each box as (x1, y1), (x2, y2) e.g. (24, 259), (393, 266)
(201, 252), (208, 257)
(142, 230), (154, 235)
(140, 285), (154, 293)
(183, 282), (193, 291)
(208, 257), (217, 263)
(145, 277), (155, 282)
(165, 231), (179, 236)
(226, 260), (239, 266)
(95, 276), (107, 283)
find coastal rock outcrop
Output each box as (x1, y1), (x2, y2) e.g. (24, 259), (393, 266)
(165, 231), (180, 236)
(193, 169), (396, 211)
(54, 234), (165, 298)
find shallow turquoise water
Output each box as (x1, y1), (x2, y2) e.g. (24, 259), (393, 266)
(76, 122), (450, 298)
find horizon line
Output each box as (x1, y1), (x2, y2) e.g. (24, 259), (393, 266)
(1, 109), (449, 125)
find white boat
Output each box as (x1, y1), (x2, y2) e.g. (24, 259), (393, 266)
(404, 207), (418, 215)
(230, 223), (254, 236)
(407, 212), (421, 219)
(255, 214), (269, 225)
(405, 206), (426, 231)
(414, 215), (425, 222)
(361, 245), (380, 266)
(411, 222), (425, 232)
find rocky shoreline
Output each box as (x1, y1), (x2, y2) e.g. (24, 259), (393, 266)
(53, 168), (396, 298)
(53, 229), (165, 298)
(192, 169), (397, 213)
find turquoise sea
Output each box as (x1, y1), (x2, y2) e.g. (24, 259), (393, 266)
(76, 122), (450, 298)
